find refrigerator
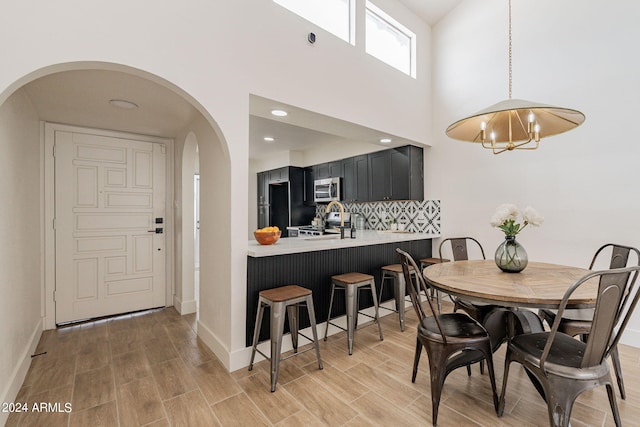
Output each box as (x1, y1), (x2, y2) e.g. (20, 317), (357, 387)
(258, 167), (315, 237)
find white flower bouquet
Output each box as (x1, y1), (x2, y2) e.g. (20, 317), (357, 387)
(490, 204), (544, 237)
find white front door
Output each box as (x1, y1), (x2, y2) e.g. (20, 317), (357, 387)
(54, 129), (166, 324)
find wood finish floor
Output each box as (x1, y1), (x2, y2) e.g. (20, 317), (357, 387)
(6, 302), (640, 426)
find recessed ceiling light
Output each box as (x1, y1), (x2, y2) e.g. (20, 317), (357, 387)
(263, 137), (275, 142)
(109, 99), (139, 109)
(270, 109), (288, 117)
(379, 138), (392, 144)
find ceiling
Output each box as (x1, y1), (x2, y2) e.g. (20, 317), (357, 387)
(20, 1), (463, 157)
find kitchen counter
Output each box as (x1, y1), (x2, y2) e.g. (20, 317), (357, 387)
(245, 229), (436, 346)
(248, 230), (439, 257)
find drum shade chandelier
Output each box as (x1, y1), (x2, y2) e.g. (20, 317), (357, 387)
(445, 0), (585, 154)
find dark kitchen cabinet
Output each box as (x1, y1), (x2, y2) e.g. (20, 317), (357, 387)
(329, 161), (342, 178)
(313, 161), (342, 180)
(268, 166), (289, 183)
(342, 155), (369, 202)
(257, 166), (315, 232)
(303, 167), (314, 205)
(368, 145), (423, 201)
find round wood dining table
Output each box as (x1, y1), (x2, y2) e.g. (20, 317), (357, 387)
(423, 259), (596, 310)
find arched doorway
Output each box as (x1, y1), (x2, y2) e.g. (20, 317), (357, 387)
(0, 62), (230, 330)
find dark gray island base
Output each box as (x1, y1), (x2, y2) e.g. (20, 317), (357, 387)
(246, 238), (433, 346)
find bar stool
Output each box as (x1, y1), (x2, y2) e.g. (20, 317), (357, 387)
(324, 272), (384, 355)
(378, 264), (418, 331)
(249, 285), (323, 392)
(419, 257), (450, 312)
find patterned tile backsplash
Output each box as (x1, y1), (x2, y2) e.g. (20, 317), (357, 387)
(316, 200), (441, 234)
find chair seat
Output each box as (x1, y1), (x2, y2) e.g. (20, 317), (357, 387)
(420, 313), (487, 339)
(540, 308), (595, 322)
(509, 332), (610, 379)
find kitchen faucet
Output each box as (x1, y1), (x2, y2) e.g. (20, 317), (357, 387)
(325, 200), (351, 239)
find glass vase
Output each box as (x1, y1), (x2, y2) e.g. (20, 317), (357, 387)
(495, 235), (528, 273)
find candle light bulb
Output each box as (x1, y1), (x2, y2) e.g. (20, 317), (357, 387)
(481, 121), (486, 130)
(528, 112), (535, 123)
(490, 131), (496, 142)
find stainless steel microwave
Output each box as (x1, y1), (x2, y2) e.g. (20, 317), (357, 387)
(314, 177), (341, 203)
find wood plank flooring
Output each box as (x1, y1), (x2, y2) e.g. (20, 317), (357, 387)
(6, 302), (640, 426)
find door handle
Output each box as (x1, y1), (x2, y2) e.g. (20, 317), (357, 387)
(148, 228), (163, 234)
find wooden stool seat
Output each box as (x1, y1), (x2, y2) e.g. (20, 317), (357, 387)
(249, 285), (323, 391)
(325, 272), (383, 355)
(259, 285), (311, 302)
(332, 272), (374, 284)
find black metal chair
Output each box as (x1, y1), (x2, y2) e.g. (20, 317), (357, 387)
(538, 243), (640, 399)
(439, 237), (499, 374)
(396, 248), (499, 426)
(499, 265), (640, 427)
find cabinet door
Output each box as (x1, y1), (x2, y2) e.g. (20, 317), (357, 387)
(304, 167), (314, 205)
(389, 147), (410, 200)
(342, 157), (356, 202)
(354, 155), (369, 202)
(368, 150), (391, 201)
(329, 161), (342, 178)
(269, 166), (289, 183)
(314, 163), (329, 180)
(343, 155), (369, 202)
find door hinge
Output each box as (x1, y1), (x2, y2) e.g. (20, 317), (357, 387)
(53, 290), (57, 301)
(52, 144), (56, 157)
(53, 218), (56, 230)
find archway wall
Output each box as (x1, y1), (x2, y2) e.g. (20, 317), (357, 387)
(0, 0), (432, 370)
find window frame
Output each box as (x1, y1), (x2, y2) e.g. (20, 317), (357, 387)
(365, 1), (417, 78)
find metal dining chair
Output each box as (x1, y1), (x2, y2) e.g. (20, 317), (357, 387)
(538, 243), (640, 399)
(439, 237), (500, 374)
(499, 265), (640, 427)
(396, 248), (499, 426)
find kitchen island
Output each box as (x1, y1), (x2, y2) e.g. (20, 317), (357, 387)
(246, 230), (438, 346)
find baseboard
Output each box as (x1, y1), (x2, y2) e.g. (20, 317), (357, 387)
(0, 318), (43, 426)
(196, 319), (233, 370)
(173, 295), (196, 315)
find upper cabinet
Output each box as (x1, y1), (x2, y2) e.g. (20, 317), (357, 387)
(306, 145), (423, 203)
(368, 146), (423, 201)
(342, 155), (369, 203)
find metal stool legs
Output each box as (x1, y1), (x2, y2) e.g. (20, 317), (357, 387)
(324, 274), (383, 355)
(249, 286), (323, 392)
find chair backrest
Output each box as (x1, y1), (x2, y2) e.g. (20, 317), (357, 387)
(396, 248), (447, 340)
(439, 237), (486, 262)
(589, 243), (640, 270)
(542, 266), (640, 372)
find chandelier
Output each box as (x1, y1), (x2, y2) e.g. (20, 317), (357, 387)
(445, 0), (585, 154)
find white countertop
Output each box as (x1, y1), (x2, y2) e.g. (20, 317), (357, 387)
(248, 230), (439, 257)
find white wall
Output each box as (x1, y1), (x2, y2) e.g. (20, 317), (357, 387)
(0, 89), (43, 422)
(430, 0), (640, 344)
(0, 0), (433, 373)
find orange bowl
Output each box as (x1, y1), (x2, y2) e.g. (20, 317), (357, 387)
(254, 230), (281, 245)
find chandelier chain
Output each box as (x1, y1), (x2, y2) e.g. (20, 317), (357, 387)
(508, 0), (512, 99)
